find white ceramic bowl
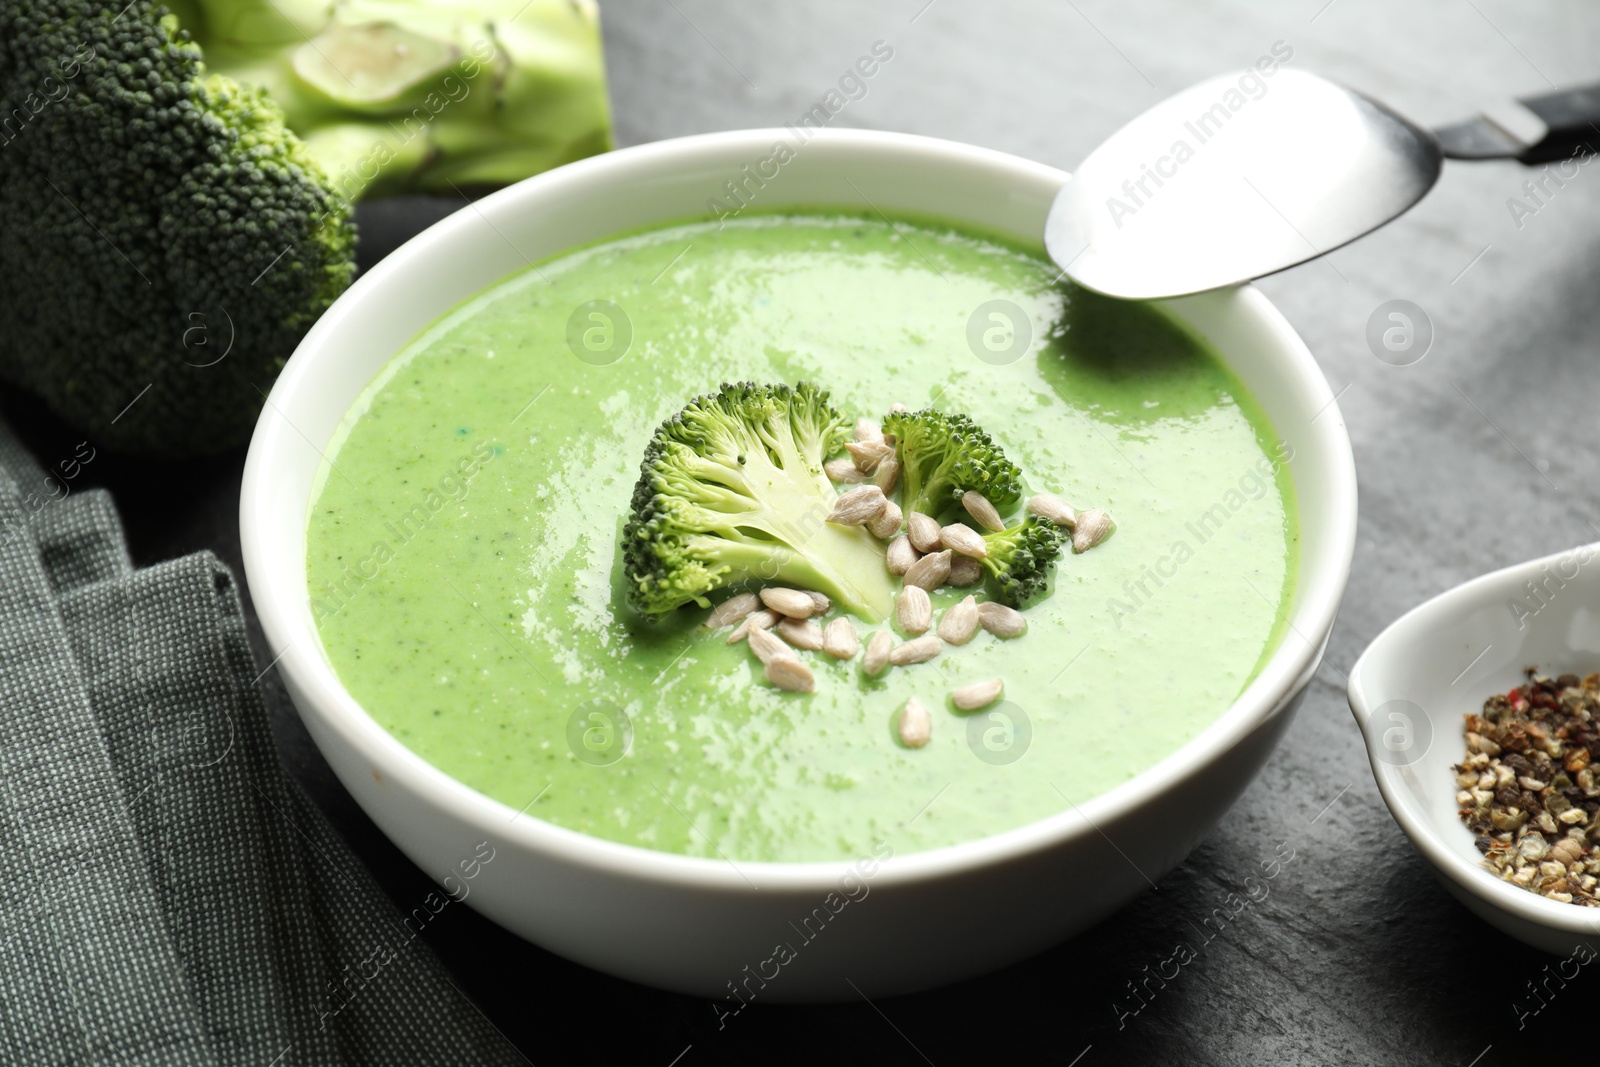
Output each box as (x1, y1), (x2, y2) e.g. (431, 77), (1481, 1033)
(241, 128), (1357, 1000)
(1349, 544), (1600, 953)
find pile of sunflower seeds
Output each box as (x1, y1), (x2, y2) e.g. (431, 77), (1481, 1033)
(1456, 669), (1600, 906)
(706, 411), (1116, 750)
(710, 582), (1020, 708)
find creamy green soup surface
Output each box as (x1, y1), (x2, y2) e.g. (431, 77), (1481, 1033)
(306, 212), (1298, 863)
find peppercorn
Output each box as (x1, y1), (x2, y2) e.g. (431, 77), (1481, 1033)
(1455, 668), (1600, 907)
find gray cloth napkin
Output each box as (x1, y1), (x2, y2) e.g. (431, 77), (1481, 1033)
(0, 427), (526, 1066)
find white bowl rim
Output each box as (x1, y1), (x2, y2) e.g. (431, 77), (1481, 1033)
(1349, 543), (1600, 936)
(241, 127), (1359, 892)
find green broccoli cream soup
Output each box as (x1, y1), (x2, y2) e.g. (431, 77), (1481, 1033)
(306, 212), (1298, 863)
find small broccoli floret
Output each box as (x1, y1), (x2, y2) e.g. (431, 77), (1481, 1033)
(981, 517), (1067, 607)
(882, 407), (1023, 520)
(0, 0), (356, 455)
(623, 382), (897, 622)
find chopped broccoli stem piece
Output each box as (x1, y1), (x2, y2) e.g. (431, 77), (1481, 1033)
(164, 0), (615, 198)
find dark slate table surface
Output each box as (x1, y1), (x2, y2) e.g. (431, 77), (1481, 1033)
(12, 1), (1600, 1063)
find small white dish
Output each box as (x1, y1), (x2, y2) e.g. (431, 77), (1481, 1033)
(242, 128), (1358, 1000)
(1348, 543), (1600, 953)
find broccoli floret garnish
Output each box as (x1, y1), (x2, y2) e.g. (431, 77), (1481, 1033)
(882, 407), (1023, 520)
(0, 0), (356, 455)
(981, 517), (1067, 608)
(623, 382), (897, 622)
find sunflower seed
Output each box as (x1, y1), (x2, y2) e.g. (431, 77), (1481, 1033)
(867, 499), (903, 540)
(1072, 508), (1114, 553)
(765, 656), (815, 693)
(847, 439), (894, 472)
(707, 592), (759, 629)
(962, 491), (1006, 533)
(759, 587), (819, 618)
(777, 616), (825, 651)
(873, 456), (900, 494)
(825, 457), (868, 484)
(948, 554), (983, 587)
(903, 549), (952, 591)
(863, 630), (893, 675)
(889, 634), (942, 666)
(853, 417), (884, 444)
(827, 485), (887, 526)
(952, 677), (1003, 711)
(896, 585), (932, 635)
(938, 595), (979, 645)
(747, 626), (793, 664)
(907, 512), (942, 553)
(1028, 493), (1076, 529)
(897, 698), (933, 748)
(940, 522), (987, 559)
(823, 617), (859, 659)
(806, 591), (831, 615)
(886, 535), (918, 575)
(976, 601), (1026, 638)
(727, 610), (778, 643)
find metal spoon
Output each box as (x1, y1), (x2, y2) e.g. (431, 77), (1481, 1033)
(1045, 69), (1600, 299)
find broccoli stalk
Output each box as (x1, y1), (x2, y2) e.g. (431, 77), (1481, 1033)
(981, 517), (1068, 607)
(624, 383), (897, 622)
(162, 0), (614, 199)
(883, 407), (1023, 520)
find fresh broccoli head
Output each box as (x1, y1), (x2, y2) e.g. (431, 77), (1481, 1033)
(623, 382), (897, 622)
(0, 0), (356, 455)
(882, 407), (1023, 519)
(981, 517), (1068, 607)
(162, 0), (614, 199)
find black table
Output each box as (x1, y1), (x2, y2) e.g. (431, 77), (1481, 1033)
(13, 2), (1600, 1062)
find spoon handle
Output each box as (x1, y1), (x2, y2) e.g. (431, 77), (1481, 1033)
(1434, 82), (1600, 164)
(1516, 83), (1600, 163)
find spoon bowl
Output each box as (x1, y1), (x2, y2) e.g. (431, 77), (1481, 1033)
(1047, 69), (1442, 299)
(1348, 543), (1600, 954)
